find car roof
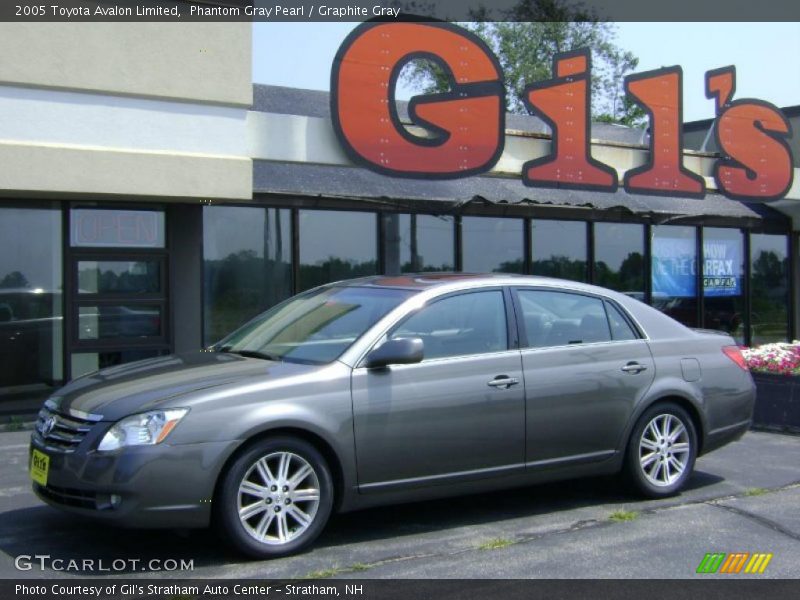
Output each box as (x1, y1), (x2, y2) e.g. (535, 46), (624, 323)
(337, 273), (613, 296)
(339, 273), (527, 290)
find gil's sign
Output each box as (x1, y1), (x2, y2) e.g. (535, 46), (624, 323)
(331, 19), (794, 203)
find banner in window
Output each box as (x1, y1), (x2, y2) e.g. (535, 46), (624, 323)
(703, 238), (742, 297)
(652, 234), (696, 298)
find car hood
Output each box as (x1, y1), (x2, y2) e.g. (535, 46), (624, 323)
(48, 351), (318, 421)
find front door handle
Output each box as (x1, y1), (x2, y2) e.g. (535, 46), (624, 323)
(488, 375), (520, 389)
(621, 362), (648, 374)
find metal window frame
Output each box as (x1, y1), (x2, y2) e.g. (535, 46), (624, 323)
(199, 194), (795, 355)
(64, 205), (170, 379)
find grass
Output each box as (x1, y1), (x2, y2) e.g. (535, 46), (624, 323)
(608, 510), (639, 522)
(744, 487), (769, 497)
(477, 537), (514, 550)
(304, 567), (343, 579)
(3, 416), (26, 432)
(304, 562), (371, 578)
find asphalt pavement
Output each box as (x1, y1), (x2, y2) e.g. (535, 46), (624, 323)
(0, 429), (797, 579)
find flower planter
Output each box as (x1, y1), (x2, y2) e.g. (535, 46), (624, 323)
(750, 372), (800, 433)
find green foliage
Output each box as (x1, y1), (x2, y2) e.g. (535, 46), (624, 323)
(204, 250), (292, 343)
(5, 416), (26, 432)
(532, 256), (587, 282)
(303, 567), (341, 579)
(609, 509), (639, 522)
(401, 2), (644, 125)
(0, 271), (29, 289)
(477, 537), (515, 550)
(594, 252), (645, 294)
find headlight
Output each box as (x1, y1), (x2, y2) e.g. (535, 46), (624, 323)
(97, 409), (188, 452)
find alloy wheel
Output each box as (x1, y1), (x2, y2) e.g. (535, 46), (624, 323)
(638, 413), (691, 487)
(237, 451), (321, 545)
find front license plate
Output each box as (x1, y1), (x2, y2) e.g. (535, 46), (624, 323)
(30, 449), (49, 486)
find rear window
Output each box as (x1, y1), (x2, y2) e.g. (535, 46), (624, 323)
(604, 301), (639, 341)
(517, 290), (611, 347)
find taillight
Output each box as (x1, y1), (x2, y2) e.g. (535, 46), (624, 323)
(722, 345), (748, 371)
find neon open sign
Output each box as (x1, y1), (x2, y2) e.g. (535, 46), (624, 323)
(331, 20), (794, 203)
(70, 209), (165, 248)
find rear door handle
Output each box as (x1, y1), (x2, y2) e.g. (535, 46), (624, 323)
(621, 362), (647, 374)
(488, 376), (520, 389)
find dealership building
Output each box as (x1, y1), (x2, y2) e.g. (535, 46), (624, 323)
(0, 23), (798, 413)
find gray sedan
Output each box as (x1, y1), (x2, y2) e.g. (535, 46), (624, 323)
(29, 274), (755, 558)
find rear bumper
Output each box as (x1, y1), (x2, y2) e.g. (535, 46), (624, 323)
(703, 419), (751, 455)
(30, 435), (239, 528)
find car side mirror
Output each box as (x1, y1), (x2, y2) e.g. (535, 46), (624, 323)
(364, 337), (424, 369)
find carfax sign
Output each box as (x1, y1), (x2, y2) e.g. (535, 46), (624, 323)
(652, 233), (742, 298)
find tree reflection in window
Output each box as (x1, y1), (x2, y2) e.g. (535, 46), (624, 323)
(750, 234), (789, 344)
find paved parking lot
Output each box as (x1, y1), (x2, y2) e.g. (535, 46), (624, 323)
(0, 429), (797, 579)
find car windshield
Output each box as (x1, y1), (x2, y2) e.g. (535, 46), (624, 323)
(215, 286), (417, 365)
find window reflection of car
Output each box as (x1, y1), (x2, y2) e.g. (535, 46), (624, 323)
(0, 289), (161, 388)
(0, 288), (62, 387)
(622, 291), (646, 302)
(651, 295), (695, 325)
(622, 292), (742, 336)
(79, 306), (160, 339)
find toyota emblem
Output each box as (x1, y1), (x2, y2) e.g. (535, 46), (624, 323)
(41, 416), (57, 437)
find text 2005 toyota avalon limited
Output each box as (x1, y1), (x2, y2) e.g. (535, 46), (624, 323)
(30, 274), (755, 558)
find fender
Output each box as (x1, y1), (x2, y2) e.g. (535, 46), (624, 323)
(231, 407), (358, 506)
(615, 376), (709, 457)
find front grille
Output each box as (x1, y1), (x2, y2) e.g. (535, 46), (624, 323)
(35, 483), (99, 510)
(35, 406), (96, 453)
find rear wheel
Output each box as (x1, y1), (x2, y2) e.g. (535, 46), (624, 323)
(215, 437), (333, 558)
(625, 403), (697, 498)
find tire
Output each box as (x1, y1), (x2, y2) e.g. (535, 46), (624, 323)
(624, 403), (697, 498)
(215, 436), (334, 558)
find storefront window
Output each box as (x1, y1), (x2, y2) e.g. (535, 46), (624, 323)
(77, 260), (161, 294)
(594, 223), (645, 297)
(0, 206), (63, 404)
(750, 233), (789, 344)
(299, 210), (378, 291)
(203, 206), (292, 345)
(703, 228), (745, 343)
(77, 305), (162, 340)
(462, 217), (524, 273)
(383, 214), (455, 274)
(531, 220), (587, 282)
(651, 225), (698, 327)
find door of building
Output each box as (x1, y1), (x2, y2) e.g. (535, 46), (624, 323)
(66, 207), (170, 379)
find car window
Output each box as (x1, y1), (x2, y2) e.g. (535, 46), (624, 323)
(604, 301), (639, 341)
(391, 290), (508, 360)
(517, 290), (611, 347)
(217, 286), (416, 364)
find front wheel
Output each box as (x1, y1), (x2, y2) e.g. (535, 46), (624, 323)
(215, 437), (334, 558)
(624, 403), (697, 498)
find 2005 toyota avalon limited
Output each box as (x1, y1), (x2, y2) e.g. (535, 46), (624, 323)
(30, 274), (755, 557)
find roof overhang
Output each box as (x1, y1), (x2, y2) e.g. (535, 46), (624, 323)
(253, 160), (790, 229)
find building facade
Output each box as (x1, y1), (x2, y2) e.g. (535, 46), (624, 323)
(0, 23), (798, 413)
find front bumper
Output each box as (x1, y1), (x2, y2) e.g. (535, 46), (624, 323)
(30, 430), (239, 529)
